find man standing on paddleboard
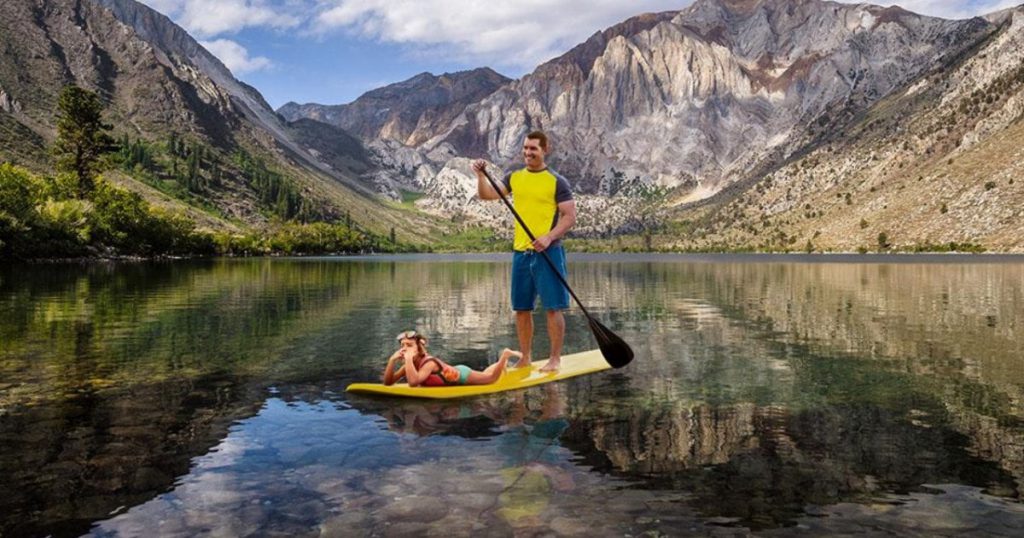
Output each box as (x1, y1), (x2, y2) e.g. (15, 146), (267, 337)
(473, 131), (577, 372)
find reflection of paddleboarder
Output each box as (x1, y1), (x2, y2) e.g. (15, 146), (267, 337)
(497, 384), (575, 526)
(378, 399), (504, 437)
(473, 130), (577, 373)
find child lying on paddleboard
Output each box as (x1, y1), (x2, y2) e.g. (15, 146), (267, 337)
(382, 330), (519, 387)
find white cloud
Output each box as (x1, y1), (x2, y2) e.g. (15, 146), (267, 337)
(139, 0), (186, 16)
(311, 0), (687, 70)
(139, 0), (301, 38)
(307, 1), (1019, 70)
(200, 39), (273, 74)
(138, 1), (1018, 78)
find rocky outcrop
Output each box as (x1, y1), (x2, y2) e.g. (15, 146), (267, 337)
(414, 158), (663, 237)
(0, 85), (20, 114)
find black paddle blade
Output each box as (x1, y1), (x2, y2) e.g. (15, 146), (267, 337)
(588, 316), (633, 368)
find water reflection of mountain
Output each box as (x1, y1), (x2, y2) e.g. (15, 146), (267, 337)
(691, 263), (1024, 498)
(0, 260), (451, 536)
(2, 257), (1023, 534)
(565, 395), (1018, 529)
(566, 260), (1024, 499)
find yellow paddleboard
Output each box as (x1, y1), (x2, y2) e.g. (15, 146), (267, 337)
(346, 349), (611, 400)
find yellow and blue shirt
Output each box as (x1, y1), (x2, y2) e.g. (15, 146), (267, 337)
(501, 168), (574, 252)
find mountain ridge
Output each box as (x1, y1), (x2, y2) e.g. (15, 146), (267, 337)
(278, 67), (511, 147)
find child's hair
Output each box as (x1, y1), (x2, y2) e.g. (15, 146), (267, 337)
(396, 330), (428, 359)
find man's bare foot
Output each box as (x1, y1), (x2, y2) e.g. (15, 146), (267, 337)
(539, 357), (560, 373)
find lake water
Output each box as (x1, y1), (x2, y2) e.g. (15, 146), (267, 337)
(2, 254), (1024, 537)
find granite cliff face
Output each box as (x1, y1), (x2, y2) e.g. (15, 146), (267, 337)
(425, 0), (992, 198)
(676, 5), (1024, 252)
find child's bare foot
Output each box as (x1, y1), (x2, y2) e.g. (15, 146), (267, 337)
(507, 349), (530, 368)
(495, 349), (518, 372)
(539, 356), (560, 373)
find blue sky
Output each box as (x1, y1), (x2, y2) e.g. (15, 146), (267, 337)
(138, 1), (1021, 110)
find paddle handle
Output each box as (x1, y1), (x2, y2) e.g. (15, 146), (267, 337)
(480, 168), (592, 318)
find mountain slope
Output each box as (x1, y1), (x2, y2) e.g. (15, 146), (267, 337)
(0, 0), (441, 244)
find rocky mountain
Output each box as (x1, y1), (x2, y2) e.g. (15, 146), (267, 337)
(423, 0), (992, 198)
(279, 68), (511, 146)
(317, 0), (1022, 250)
(672, 4), (1024, 252)
(280, 0), (1018, 244)
(0, 0), (435, 241)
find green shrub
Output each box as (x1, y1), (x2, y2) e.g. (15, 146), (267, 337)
(0, 163), (45, 221)
(215, 221), (383, 256)
(88, 179), (151, 251)
(877, 231), (890, 251)
(0, 164), (46, 256)
(38, 199), (91, 243)
(47, 172), (82, 201)
(87, 179), (213, 256)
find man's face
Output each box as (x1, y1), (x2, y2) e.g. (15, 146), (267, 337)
(522, 138), (547, 169)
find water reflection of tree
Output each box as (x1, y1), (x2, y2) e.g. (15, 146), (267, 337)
(0, 375), (266, 537)
(1, 259), (511, 536)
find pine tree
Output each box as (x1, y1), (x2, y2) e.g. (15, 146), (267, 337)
(51, 85), (114, 197)
(186, 144), (201, 191)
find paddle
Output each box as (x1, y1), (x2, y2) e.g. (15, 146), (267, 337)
(480, 168), (634, 368)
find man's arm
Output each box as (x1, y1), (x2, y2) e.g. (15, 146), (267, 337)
(473, 159), (508, 200)
(532, 200), (576, 251)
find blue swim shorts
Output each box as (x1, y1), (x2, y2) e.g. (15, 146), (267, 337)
(511, 245), (570, 311)
(446, 364), (471, 385)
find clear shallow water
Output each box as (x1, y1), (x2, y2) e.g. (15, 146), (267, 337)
(1, 254), (1024, 536)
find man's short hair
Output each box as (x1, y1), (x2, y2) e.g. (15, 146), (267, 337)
(526, 130), (549, 151)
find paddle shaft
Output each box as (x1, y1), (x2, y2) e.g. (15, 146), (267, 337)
(480, 169), (594, 319)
